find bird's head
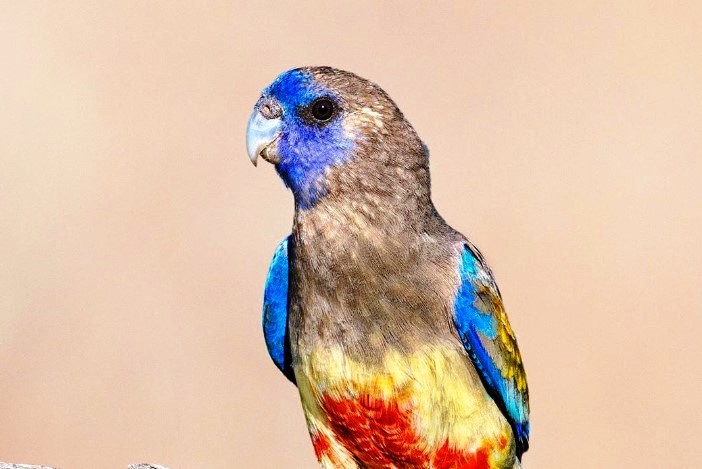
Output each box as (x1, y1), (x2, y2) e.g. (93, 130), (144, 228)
(247, 67), (429, 210)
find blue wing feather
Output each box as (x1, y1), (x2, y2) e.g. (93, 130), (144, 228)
(454, 244), (530, 457)
(262, 236), (296, 384)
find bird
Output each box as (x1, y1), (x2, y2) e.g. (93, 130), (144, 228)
(246, 67), (529, 469)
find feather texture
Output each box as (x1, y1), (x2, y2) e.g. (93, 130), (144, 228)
(454, 244), (530, 457)
(262, 236), (295, 383)
(251, 66), (530, 468)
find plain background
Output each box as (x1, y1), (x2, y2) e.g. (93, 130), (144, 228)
(1, 2), (701, 468)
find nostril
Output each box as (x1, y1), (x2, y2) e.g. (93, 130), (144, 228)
(259, 98), (282, 120)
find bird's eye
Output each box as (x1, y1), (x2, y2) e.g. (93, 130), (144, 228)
(311, 99), (335, 122)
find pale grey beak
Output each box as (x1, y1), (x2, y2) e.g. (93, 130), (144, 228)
(246, 98), (282, 166)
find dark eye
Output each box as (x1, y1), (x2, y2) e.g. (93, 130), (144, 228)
(311, 98), (335, 122)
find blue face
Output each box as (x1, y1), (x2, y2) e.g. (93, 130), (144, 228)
(262, 69), (354, 209)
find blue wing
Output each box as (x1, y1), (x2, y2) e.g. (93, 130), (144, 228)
(454, 243), (530, 457)
(262, 235), (296, 384)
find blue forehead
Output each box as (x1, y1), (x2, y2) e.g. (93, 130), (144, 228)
(265, 69), (321, 109)
(262, 69), (353, 210)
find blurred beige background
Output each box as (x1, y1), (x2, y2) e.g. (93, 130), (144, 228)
(1, 2), (701, 468)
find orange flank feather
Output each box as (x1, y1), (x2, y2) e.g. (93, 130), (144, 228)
(312, 431), (332, 460)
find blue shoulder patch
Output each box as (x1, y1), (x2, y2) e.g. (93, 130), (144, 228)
(262, 236), (295, 384)
(454, 245), (530, 458)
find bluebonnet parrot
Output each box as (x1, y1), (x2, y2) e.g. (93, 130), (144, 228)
(246, 67), (529, 469)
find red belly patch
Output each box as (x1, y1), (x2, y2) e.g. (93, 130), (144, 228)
(321, 393), (425, 466)
(318, 393), (501, 469)
(432, 441), (490, 469)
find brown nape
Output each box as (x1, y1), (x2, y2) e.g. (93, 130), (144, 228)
(301, 66), (437, 231)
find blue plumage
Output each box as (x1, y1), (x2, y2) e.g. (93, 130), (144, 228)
(264, 70), (354, 208)
(248, 67), (530, 467)
(262, 236), (294, 382)
(454, 245), (530, 456)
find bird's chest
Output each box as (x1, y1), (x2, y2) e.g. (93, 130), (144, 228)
(287, 223), (457, 358)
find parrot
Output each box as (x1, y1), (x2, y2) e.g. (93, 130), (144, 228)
(246, 66), (529, 469)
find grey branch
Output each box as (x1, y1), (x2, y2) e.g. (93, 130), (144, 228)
(129, 465), (172, 469)
(0, 465), (57, 469)
(1, 464), (171, 469)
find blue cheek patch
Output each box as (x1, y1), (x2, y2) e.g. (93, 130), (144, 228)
(276, 120), (353, 209)
(264, 69), (354, 209)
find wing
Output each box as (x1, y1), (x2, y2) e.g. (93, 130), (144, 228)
(262, 235), (296, 384)
(453, 243), (529, 458)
